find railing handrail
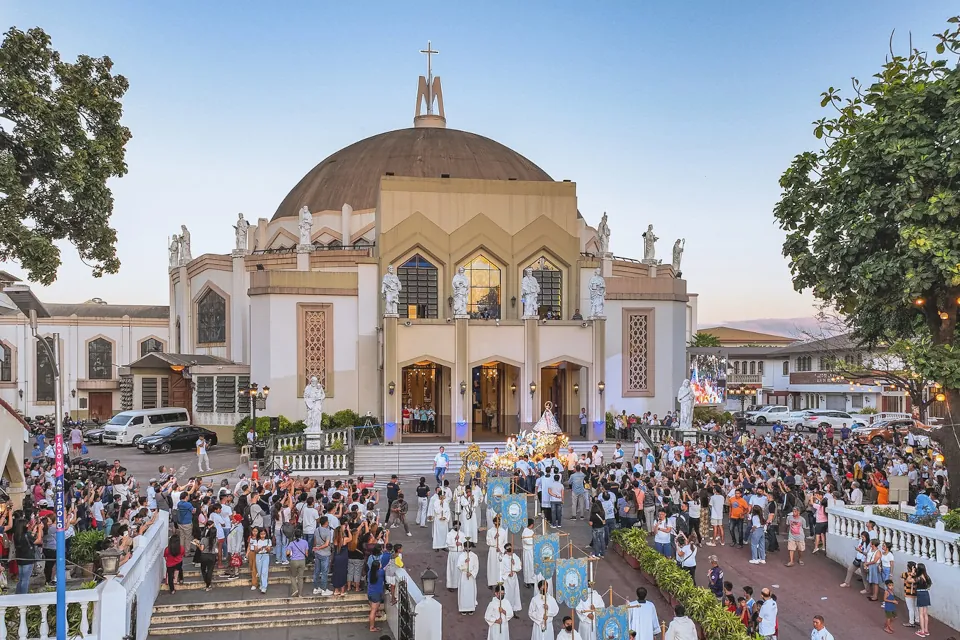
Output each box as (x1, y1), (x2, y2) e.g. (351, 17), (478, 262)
(0, 584), (101, 607)
(827, 503), (955, 543)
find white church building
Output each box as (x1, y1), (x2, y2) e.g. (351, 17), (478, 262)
(2, 60), (698, 443)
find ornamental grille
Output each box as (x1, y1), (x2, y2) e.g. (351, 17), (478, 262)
(120, 375), (133, 411)
(142, 377), (158, 409)
(196, 376), (214, 413)
(627, 313), (649, 392)
(304, 309), (327, 389)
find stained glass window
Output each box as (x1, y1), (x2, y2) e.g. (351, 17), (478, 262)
(140, 338), (164, 357)
(197, 289), (226, 344)
(530, 257), (562, 318)
(88, 338), (112, 380)
(398, 254), (438, 319)
(464, 256), (501, 319)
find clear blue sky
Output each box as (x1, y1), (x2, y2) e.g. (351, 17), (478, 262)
(2, 2), (952, 326)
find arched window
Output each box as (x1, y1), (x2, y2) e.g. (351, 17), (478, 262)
(464, 255), (501, 319)
(88, 338), (112, 380)
(140, 338), (164, 357)
(398, 254), (438, 318)
(36, 337), (56, 402)
(530, 257), (562, 318)
(734, 361), (740, 374)
(0, 343), (11, 382)
(758, 361), (764, 375)
(749, 361), (756, 375)
(175, 317), (182, 353)
(797, 356), (812, 372)
(197, 289), (226, 344)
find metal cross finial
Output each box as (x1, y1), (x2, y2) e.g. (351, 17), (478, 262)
(420, 40), (439, 81)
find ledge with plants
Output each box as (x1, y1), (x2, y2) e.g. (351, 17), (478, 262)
(611, 528), (755, 640)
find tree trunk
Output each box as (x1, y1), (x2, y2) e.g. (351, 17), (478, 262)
(933, 389), (960, 508)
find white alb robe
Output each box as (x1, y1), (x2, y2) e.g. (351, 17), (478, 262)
(528, 593), (560, 640)
(499, 552), (522, 613)
(627, 600), (660, 640)
(521, 527), (536, 586)
(486, 526), (508, 586)
(555, 630), (583, 640)
(457, 551), (480, 612)
(432, 498), (451, 549)
(665, 616), (697, 640)
(575, 590), (605, 640)
(485, 596), (515, 640)
(460, 494), (481, 543)
(533, 571), (554, 598)
(446, 529), (465, 588)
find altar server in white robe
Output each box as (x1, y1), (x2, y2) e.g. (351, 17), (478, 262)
(486, 515), (508, 587)
(499, 543), (522, 614)
(457, 542), (480, 614)
(556, 616), (582, 640)
(533, 571), (553, 598)
(453, 484), (466, 520)
(521, 520), (536, 587)
(575, 589), (605, 640)
(431, 488), (451, 550)
(446, 521), (465, 590)
(485, 584), (515, 640)
(459, 486), (481, 543)
(528, 579), (560, 640)
(627, 587), (661, 640)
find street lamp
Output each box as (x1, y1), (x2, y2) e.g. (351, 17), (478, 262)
(420, 567), (438, 597)
(98, 547), (123, 577)
(729, 384), (758, 416)
(239, 382), (270, 432)
(3, 285), (67, 640)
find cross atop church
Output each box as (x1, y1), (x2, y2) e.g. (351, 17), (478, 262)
(419, 41), (439, 114)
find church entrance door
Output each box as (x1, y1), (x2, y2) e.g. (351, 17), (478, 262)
(540, 361), (585, 438)
(400, 361), (447, 437)
(168, 371), (193, 422)
(470, 362), (520, 440)
(88, 392), (113, 422)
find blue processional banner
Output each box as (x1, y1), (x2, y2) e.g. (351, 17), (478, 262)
(487, 477), (512, 515)
(596, 605), (630, 640)
(501, 494), (527, 533)
(555, 557), (588, 606)
(533, 533), (560, 579)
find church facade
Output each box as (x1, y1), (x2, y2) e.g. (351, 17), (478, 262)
(162, 67), (698, 442)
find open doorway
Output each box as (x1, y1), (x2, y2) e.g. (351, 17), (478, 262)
(401, 361), (447, 436)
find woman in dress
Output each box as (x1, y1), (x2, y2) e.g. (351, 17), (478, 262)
(331, 525), (350, 597)
(862, 539), (882, 601)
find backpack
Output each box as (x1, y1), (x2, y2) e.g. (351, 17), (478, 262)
(281, 522), (295, 541)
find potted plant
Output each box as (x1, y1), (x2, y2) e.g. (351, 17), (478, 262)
(68, 530), (105, 578)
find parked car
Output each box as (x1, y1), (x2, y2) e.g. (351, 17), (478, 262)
(103, 408), (192, 446)
(747, 405), (790, 425)
(800, 410), (857, 432)
(780, 411), (812, 431)
(84, 427), (106, 444)
(853, 419), (932, 446)
(138, 425), (217, 454)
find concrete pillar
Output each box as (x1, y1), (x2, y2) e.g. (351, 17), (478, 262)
(179, 266), (192, 353)
(383, 315), (400, 443)
(341, 203), (353, 246)
(522, 317), (539, 429)
(296, 246), (311, 271)
(590, 318), (606, 440)
(231, 254), (246, 363)
(454, 317), (469, 442)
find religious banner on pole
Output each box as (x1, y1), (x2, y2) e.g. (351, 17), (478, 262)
(596, 605), (630, 640)
(486, 477), (511, 515)
(533, 533), (560, 579)
(555, 557), (588, 606)
(501, 494), (527, 533)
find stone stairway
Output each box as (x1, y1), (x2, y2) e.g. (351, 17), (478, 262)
(148, 564), (383, 636)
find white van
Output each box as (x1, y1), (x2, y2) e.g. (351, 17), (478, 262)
(102, 408), (191, 445)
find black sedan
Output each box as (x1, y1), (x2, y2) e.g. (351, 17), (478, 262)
(138, 426), (218, 454)
(84, 428), (106, 444)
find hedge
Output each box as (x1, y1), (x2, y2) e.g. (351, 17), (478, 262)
(232, 409), (364, 447)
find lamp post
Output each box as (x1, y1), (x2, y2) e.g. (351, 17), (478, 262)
(4, 285), (66, 640)
(239, 382), (270, 429)
(729, 384), (757, 428)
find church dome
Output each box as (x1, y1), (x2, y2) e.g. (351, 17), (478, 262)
(272, 127), (554, 220)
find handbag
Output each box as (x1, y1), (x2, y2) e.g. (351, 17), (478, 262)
(853, 558), (863, 568)
(229, 552), (243, 568)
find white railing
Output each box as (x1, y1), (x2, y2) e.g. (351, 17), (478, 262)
(118, 510), (168, 640)
(0, 584), (103, 639)
(272, 452), (351, 475)
(274, 428), (353, 451)
(727, 373), (763, 384)
(827, 504), (960, 567)
(275, 433), (304, 450)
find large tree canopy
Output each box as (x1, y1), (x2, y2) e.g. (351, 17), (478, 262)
(0, 26), (130, 285)
(775, 17), (960, 504)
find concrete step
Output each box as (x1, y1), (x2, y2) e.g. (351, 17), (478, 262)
(148, 612), (384, 635)
(153, 601), (370, 625)
(174, 573), (291, 590)
(152, 593), (367, 615)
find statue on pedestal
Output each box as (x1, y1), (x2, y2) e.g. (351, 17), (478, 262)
(298, 205), (313, 246)
(168, 235), (180, 269)
(234, 213), (250, 253)
(677, 379), (694, 430)
(642, 224), (658, 263)
(588, 268), (605, 319)
(452, 266), (469, 317)
(179, 225), (192, 265)
(597, 212), (611, 255)
(381, 265), (402, 316)
(521, 267), (540, 318)
(672, 238), (685, 272)
(303, 376), (325, 435)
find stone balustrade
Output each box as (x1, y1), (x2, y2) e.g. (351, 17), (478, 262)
(826, 502), (960, 629)
(271, 451), (352, 474)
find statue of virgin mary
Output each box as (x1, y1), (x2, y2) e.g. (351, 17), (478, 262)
(532, 401), (562, 435)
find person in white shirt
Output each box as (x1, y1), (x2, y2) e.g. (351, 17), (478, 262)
(810, 614), (835, 640)
(485, 584), (514, 640)
(529, 579), (560, 640)
(612, 443), (624, 467)
(486, 515), (508, 586)
(708, 488), (725, 546)
(196, 436), (211, 473)
(627, 587), (660, 640)
(446, 521), (465, 590)
(575, 589), (605, 640)
(664, 604), (697, 640)
(433, 446), (449, 484)
(556, 616), (582, 640)
(457, 542), (480, 613)
(847, 482), (863, 505)
(521, 520), (536, 587)
(499, 543), (522, 614)
(757, 589), (778, 639)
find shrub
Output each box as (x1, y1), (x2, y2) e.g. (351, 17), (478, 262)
(941, 508), (960, 532)
(611, 528), (751, 640)
(330, 409), (362, 430)
(69, 529), (105, 565)
(232, 414), (303, 446)
(859, 407), (879, 415)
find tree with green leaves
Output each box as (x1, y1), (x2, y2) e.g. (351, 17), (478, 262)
(0, 26), (131, 285)
(775, 17), (960, 505)
(689, 332), (722, 347)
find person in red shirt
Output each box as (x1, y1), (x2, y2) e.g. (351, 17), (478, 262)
(163, 534), (185, 594)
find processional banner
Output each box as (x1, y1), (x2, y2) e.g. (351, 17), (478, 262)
(533, 533), (560, 579)
(596, 605), (630, 640)
(555, 557), (588, 606)
(486, 477), (512, 515)
(501, 494), (527, 533)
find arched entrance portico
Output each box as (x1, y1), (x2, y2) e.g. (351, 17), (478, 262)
(469, 360), (521, 440)
(539, 359), (589, 439)
(401, 360), (451, 437)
